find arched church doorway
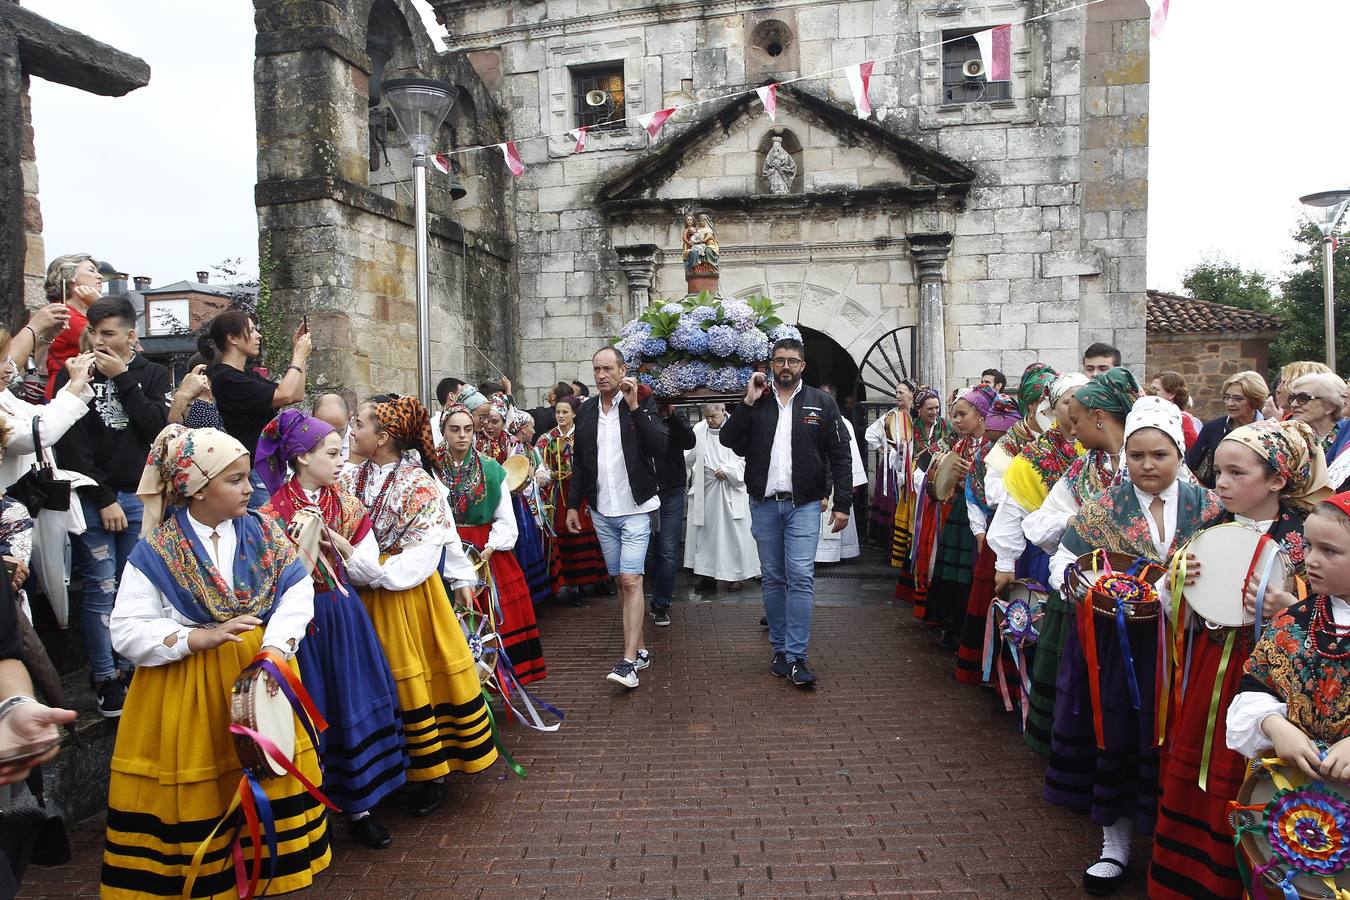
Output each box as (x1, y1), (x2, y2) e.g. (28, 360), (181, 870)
(797, 325), (859, 404)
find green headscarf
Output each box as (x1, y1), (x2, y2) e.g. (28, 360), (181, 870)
(1072, 366), (1141, 422)
(1017, 363), (1058, 415)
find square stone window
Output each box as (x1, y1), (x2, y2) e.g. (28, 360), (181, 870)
(941, 31), (1012, 104)
(571, 63), (626, 131)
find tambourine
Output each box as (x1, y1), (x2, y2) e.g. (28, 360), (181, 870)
(929, 450), (963, 503)
(1177, 522), (1292, 629)
(502, 455), (532, 494)
(230, 665), (296, 780)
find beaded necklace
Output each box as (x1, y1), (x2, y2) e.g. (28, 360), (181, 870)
(1310, 596), (1350, 660)
(439, 447), (487, 518)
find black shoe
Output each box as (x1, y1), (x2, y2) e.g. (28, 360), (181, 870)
(349, 814), (393, 849)
(408, 780), (446, 817)
(696, 577), (717, 593)
(564, 587), (583, 607)
(1082, 857), (1127, 895)
(789, 659), (817, 687)
(96, 678), (125, 719)
(595, 581), (614, 596)
(652, 608), (671, 627)
(759, 615), (768, 627)
(770, 652), (790, 678)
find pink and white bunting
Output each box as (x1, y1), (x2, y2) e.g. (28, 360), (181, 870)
(499, 141), (524, 176)
(1145, 0), (1170, 38)
(637, 108), (675, 137)
(844, 61), (874, 119)
(973, 25), (1012, 82)
(568, 126), (589, 153)
(756, 84), (779, 121)
(431, 153), (451, 175)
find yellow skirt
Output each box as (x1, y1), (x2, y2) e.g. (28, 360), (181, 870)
(360, 575), (498, 781)
(101, 630), (330, 899)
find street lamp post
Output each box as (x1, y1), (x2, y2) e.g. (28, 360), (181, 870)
(1300, 189), (1350, 370)
(382, 77), (456, 406)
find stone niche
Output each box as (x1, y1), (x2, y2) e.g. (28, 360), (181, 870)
(254, 0), (515, 401)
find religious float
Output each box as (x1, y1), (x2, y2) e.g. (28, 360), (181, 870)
(610, 213), (800, 401)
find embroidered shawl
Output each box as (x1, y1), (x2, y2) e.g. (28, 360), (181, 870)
(1061, 478), (1223, 565)
(1242, 597), (1350, 745)
(339, 451), (452, 553)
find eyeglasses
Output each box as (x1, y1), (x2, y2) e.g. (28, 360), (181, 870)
(1222, 394), (1249, 405)
(770, 358), (804, 368)
(1289, 392), (1319, 405)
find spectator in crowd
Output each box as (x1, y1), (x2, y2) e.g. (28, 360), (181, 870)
(1287, 371), (1348, 457)
(684, 402), (759, 593)
(566, 347), (668, 690)
(1185, 369), (1268, 487)
(1082, 341), (1121, 376)
(167, 355), (221, 429)
(198, 310), (311, 507)
(7, 300), (74, 404)
(40, 253), (103, 399)
(0, 335), (93, 493)
(646, 402), (696, 625)
(571, 380), (590, 398)
(312, 393), (353, 461)
(980, 369), (1007, 392)
(1264, 360), (1332, 420)
(432, 377), (465, 442)
(531, 381), (573, 436)
(1148, 370), (1201, 450)
(53, 296), (171, 719)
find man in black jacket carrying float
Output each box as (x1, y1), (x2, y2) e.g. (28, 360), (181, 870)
(567, 347), (669, 689)
(719, 337), (852, 687)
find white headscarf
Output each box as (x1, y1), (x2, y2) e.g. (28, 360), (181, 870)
(1124, 395), (1186, 456)
(1049, 372), (1090, 404)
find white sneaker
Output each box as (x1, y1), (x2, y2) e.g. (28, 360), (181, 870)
(635, 649), (651, 670)
(606, 659), (639, 689)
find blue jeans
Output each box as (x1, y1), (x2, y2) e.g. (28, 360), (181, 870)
(590, 509), (652, 576)
(749, 496), (822, 660)
(647, 492), (685, 610)
(247, 468), (271, 510)
(72, 491), (143, 681)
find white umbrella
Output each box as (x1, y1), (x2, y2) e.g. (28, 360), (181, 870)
(30, 513), (70, 628)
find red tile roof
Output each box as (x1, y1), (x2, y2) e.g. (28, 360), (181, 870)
(1146, 289), (1283, 335)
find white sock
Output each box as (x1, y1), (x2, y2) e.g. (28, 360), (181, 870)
(432, 776), (445, 784)
(350, 810), (370, 821)
(1085, 819), (1133, 878)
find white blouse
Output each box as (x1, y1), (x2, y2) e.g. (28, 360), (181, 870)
(111, 511), (315, 668)
(987, 495), (1030, 574)
(1227, 596), (1350, 759)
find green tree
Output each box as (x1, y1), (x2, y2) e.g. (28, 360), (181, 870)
(1273, 222), (1350, 375)
(1180, 257), (1275, 313)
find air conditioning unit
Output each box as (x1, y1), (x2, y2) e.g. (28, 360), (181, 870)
(963, 58), (985, 79)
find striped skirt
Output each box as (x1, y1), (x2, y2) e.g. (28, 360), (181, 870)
(360, 574), (498, 781)
(549, 496), (608, 589)
(512, 494), (552, 604)
(101, 631), (330, 898)
(1023, 589), (1070, 757)
(458, 522), (548, 686)
(954, 542), (997, 684)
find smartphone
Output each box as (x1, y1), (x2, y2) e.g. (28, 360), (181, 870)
(300, 315), (309, 335)
(0, 736), (59, 767)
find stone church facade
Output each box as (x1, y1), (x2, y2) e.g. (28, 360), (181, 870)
(253, 0), (1151, 403)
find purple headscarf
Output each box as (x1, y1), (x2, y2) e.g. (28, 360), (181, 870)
(960, 385), (1021, 432)
(255, 409), (336, 496)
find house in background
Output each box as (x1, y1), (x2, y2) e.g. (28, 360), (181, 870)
(1144, 289), (1282, 419)
(102, 271), (257, 378)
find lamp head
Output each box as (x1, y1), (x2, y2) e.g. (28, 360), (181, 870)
(1300, 189), (1350, 237)
(382, 77), (455, 158)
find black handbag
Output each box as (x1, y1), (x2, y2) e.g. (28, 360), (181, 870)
(0, 767), (69, 886)
(7, 419), (70, 518)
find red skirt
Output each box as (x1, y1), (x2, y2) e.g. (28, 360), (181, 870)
(1148, 626), (1251, 900)
(547, 484), (608, 588)
(906, 494), (947, 617)
(458, 523), (547, 685)
(955, 542), (997, 685)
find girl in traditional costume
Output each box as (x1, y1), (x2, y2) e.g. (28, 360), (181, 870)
(536, 395), (608, 603)
(340, 395), (498, 819)
(506, 409), (553, 605)
(904, 388), (954, 611)
(101, 426), (330, 898)
(256, 410), (408, 850)
(981, 363), (1059, 510)
(1148, 419), (1328, 900)
(1044, 396), (1223, 895)
(438, 404), (547, 685)
(1022, 367), (1140, 757)
(864, 381), (915, 561)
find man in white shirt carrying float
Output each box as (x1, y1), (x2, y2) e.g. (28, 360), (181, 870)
(718, 338), (853, 688)
(567, 347), (670, 689)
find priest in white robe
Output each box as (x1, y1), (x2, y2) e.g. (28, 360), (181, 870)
(684, 404), (759, 590)
(816, 411), (868, 563)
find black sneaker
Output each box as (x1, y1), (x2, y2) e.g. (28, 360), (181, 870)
(759, 615), (769, 628)
(652, 608), (671, 627)
(606, 659), (639, 689)
(789, 659), (817, 687)
(770, 652), (790, 677)
(96, 678), (125, 719)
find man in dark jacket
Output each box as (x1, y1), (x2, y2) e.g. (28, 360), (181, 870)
(567, 347), (669, 689)
(54, 295), (170, 718)
(646, 403), (696, 625)
(719, 337), (852, 687)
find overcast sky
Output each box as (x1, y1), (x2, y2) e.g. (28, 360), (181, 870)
(24, 0), (1349, 295)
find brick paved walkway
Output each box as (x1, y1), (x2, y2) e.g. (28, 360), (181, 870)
(26, 561), (1149, 898)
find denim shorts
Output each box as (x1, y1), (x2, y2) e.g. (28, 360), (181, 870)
(589, 510), (653, 576)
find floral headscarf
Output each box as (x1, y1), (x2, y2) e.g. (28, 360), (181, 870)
(457, 385), (489, 411)
(1074, 367), (1141, 420)
(962, 385), (1020, 431)
(137, 425), (250, 536)
(1223, 419), (1332, 509)
(1017, 363), (1058, 414)
(372, 394), (438, 472)
(1049, 372), (1091, 405)
(255, 410), (336, 496)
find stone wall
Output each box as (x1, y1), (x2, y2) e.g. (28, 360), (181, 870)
(431, 0), (1152, 402)
(1144, 332), (1276, 420)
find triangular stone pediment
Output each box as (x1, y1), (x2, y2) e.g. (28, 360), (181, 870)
(597, 85), (974, 211)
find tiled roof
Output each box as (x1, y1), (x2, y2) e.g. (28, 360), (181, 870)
(1146, 289), (1283, 335)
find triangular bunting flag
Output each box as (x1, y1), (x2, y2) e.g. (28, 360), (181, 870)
(972, 25), (1012, 82)
(568, 126), (589, 153)
(1145, 0), (1169, 38)
(499, 141), (524, 177)
(637, 108), (675, 138)
(845, 61), (874, 119)
(432, 153), (451, 175)
(756, 84), (779, 121)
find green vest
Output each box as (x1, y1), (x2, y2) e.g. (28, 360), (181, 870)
(456, 454), (504, 527)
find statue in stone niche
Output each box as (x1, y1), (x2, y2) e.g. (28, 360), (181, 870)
(762, 135), (796, 195)
(683, 213), (720, 275)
